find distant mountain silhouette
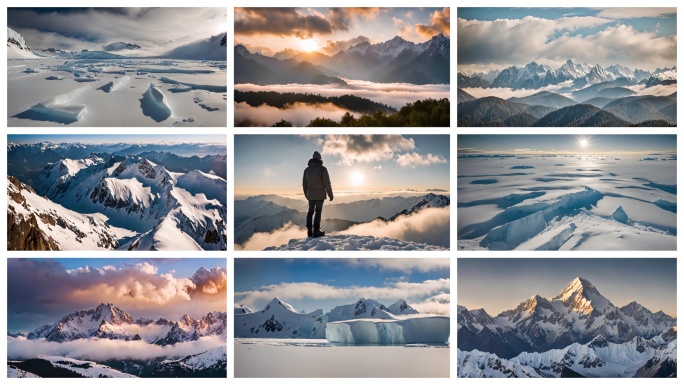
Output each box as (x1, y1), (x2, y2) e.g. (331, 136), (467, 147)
(533, 104), (630, 127)
(508, 91), (576, 109)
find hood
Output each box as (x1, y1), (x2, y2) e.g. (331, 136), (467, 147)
(307, 159), (323, 167)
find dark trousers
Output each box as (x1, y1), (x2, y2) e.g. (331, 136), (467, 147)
(306, 200), (324, 227)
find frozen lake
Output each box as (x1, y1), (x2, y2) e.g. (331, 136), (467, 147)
(234, 338), (449, 378)
(8, 58), (226, 127)
(457, 154), (676, 250)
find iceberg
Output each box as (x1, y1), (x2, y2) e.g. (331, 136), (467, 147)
(326, 316), (449, 345)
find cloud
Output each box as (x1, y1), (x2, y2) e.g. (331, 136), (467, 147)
(396, 152), (447, 167)
(416, 7), (450, 37)
(626, 83), (677, 97)
(235, 8), (334, 39)
(321, 135), (415, 165)
(235, 101), (351, 127)
(393, 17), (404, 27)
(7, 336), (225, 361)
(327, 8), (381, 30)
(235, 278), (450, 315)
(595, 8), (676, 19)
(8, 8), (226, 55)
(342, 258), (450, 272)
(319, 35), (370, 55)
(458, 15), (676, 71)
(234, 80), (451, 110)
(460, 81), (574, 99)
(7, 259), (225, 330)
(411, 293), (450, 316)
(188, 266), (227, 296)
(373, 165), (383, 170)
(234, 222), (306, 250)
(340, 206), (450, 247)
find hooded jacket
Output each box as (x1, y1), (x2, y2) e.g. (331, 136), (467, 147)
(303, 158), (333, 201)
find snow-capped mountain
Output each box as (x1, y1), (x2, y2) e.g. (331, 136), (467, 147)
(459, 60), (675, 92)
(234, 297), (436, 339)
(26, 303), (226, 346)
(7, 27), (38, 59)
(458, 334), (677, 378)
(7, 176), (124, 251)
(102, 42), (141, 51)
(388, 299), (419, 315)
(234, 298), (326, 338)
(326, 298), (395, 322)
(13, 149), (227, 251)
(163, 33), (227, 61)
(458, 277), (677, 359)
(235, 33), (449, 84)
(152, 346), (227, 377)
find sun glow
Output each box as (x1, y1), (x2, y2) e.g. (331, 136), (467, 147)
(349, 171), (365, 186)
(299, 39), (318, 52)
(577, 135), (592, 151)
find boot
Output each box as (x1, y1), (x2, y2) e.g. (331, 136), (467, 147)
(306, 225), (313, 237)
(313, 226), (325, 238)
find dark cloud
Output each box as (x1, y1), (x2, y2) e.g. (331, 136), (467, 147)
(235, 7), (381, 39)
(235, 8), (334, 39)
(417, 7), (450, 37)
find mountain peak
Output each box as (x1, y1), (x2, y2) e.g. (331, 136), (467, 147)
(554, 277), (610, 314)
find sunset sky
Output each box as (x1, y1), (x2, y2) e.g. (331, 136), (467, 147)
(459, 7), (676, 72)
(458, 258), (676, 317)
(235, 258), (450, 315)
(7, 258), (227, 333)
(235, 134), (450, 196)
(235, 7), (449, 55)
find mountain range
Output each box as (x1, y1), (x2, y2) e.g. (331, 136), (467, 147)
(235, 33), (450, 85)
(235, 297), (448, 345)
(7, 27), (226, 61)
(457, 277), (676, 378)
(7, 142), (227, 251)
(234, 193), (450, 248)
(458, 61), (676, 127)
(8, 303), (226, 378)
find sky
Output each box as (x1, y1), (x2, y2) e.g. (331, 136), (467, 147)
(458, 135), (677, 155)
(234, 258), (450, 315)
(235, 134), (450, 196)
(458, 7), (676, 72)
(8, 134), (226, 145)
(7, 258), (227, 333)
(8, 7), (227, 56)
(458, 258), (676, 317)
(235, 7), (449, 56)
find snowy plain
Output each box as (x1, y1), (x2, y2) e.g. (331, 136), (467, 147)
(8, 58), (226, 127)
(234, 338), (449, 378)
(457, 154), (676, 250)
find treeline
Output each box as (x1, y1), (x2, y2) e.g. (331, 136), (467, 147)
(305, 98), (450, 127)
(235, 90), (396, 114)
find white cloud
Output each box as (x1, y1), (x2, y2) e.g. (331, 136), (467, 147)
(458, 15), (676, 71)
(396, 152), (447, 167)
(342, 258), (450, 272)
(322, 134), (415, 165)
(595, 8), (676, 19)
(8, 336), (225, 361)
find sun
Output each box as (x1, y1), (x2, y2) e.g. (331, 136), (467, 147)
(299, 39), (318, 53)
(577, 135), (592, 151)
(349, 171), (365, 186)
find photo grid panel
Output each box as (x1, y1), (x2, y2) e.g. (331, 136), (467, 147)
(455, 4), (679, 380)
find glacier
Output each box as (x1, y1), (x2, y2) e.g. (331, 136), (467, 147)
(326, 317), (450, 345)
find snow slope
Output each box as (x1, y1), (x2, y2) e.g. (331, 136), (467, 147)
(7, 27), (38, 59)
(458, 336), (677, 378)
(234, 298), (326, 339)
(163, 33), (227, 61)
(265, 234), (448, 251)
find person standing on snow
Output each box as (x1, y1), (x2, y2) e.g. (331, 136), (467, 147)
(303, 151), (334, 238)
